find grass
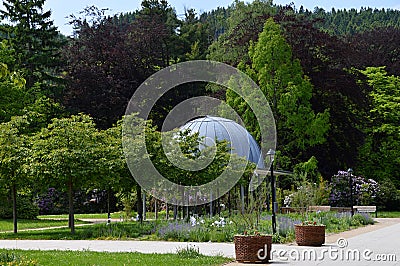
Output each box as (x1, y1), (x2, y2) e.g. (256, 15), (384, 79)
(0, 219), (90, 232)
(0, 249), (231, 266)
(0, 227), (82, 240)
(38, 212), (124, 220)
(38, 211), (175, 220)
(376, 211), (400, 218)
(0, 221), (157, 240)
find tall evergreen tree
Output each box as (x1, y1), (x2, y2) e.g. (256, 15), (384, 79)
(227, 18), (330, 168)
(207, 0), (276, 66)
(0, 0), (64, 90)
(138, 0), (180, 65)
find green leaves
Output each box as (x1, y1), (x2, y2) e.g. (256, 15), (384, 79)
(30, 114), (100, 186)
(227, 18), (330, 167)
(357, 67), (400, 182)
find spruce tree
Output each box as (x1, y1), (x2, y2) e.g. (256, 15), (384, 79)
(0, 0), (64, 89)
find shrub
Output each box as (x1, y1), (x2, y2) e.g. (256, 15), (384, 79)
(37, 188), (118, 215)
(330, 170), (379, 207)
(350, 213), (374, 226)
(376, 179), (400, 211)
(157, 221), (194, 241)
(288, 177), (330, 208)
(156, 216), (237, 242)
(17, 196), (39, 219)
(0, 194), (39, 219)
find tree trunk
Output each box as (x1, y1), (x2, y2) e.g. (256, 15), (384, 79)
(12, 183), (17, 234)
(154, 199), (158, 220)
(68, 177), (75, 234)
(107, 187), (111, 223)
(240, 185), (245, 214)
(228, 190), (231, 216)
(136, 184), (143, 222)
(142, 191), (146, 221)
(173, 205), (177, 220)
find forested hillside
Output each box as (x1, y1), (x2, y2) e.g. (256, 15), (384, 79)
(310, 6), (400, 35)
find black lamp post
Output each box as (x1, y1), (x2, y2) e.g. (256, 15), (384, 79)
(267, 149), (277, 234)
(348, 168), (354, 216)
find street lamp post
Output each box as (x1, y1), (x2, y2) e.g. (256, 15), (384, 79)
(348, 168), (354, 216)
(267, 149), (277, 234)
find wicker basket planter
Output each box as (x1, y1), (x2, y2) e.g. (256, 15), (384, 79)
(294, 224), (325, 246)
(234, 235), (272, 263)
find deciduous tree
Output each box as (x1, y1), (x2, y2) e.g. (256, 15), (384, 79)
(357, 67), (400, 186)
(30, 114), (101, 233)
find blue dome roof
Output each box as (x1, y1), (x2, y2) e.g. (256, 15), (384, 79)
(180, 116), (265, 168)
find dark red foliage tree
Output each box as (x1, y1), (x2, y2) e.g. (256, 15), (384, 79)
(347, 26), (400, 76)
(62, 6), (172, 128)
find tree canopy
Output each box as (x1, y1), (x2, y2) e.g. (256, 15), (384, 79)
(1, 0), (400, 220)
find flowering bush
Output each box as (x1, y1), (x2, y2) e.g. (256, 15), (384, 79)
(330, 170), (380, 207)
(157, 221), (194, 241)
(284, 177), (330, 208)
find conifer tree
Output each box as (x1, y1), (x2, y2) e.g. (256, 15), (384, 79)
(227, 18), (330, 167)
(0, 0), (64, 89)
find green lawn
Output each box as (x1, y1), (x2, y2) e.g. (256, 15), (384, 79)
(0, 227), (78, 240)
(0, 222), (155, 240)
(38, 211), (174, 220)
(0, 249), (231, 266)
(38, 212), (124, 220)
(0, 219), (90, 232)
(376, 211), (400, 218)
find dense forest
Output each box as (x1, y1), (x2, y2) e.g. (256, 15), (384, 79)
(0, 0), (399, 232)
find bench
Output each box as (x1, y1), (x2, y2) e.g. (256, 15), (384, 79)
(331, 207), (352, 213)
(353, 205), (377, 218)
(308, 205), (331, 212)
(280, 207), (306, 213)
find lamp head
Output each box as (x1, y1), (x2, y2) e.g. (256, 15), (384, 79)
(267, 149), (275, 161)
(347, 168), (353, 175)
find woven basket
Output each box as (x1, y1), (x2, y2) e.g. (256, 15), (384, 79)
(295, 225), (325, 246)
(234, 235), (272, 263)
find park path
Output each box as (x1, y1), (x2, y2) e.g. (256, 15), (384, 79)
(228, 218), (400, 266)
(0, 218), (399, 265)
(0, 218), (125, 234)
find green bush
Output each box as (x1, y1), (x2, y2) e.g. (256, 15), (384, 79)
(350, 213), (374, 226)
(0, 194), (39, 219)
(376, 180), (400, 211)
(17, 196), (39, 219)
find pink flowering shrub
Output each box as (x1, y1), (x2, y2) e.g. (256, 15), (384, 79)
(329, 170), (379, 207)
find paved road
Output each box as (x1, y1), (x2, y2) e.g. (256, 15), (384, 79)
(0, 219), (399, 265)
(229, 218), (400, 266)
(268, 221), (400, 266)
